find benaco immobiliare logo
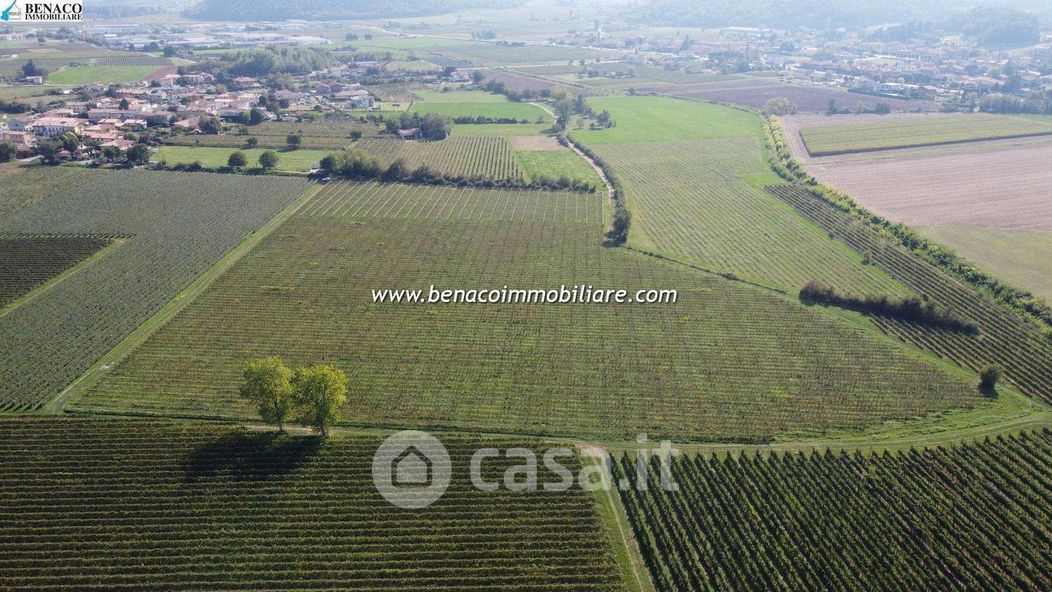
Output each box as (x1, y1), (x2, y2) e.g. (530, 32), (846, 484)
(2, 0), (83, 21)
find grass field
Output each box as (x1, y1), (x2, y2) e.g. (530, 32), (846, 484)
(920, 226), (1052, 303)
(0, 417), (624, 591)
(155, 146), (330, 171)
(409, 90), (551, 122)
(168, 118), (379, 150)
(571, 96), (760, 145)
(616, 430), (1052, 591)
(0, 170), (307, 412)
(571, 97), (909, 295)
(75, 181), (982, 441)
(799, 113), (1052, 156)
(47, 65), (166, 85)
(517, 150), (604, 190)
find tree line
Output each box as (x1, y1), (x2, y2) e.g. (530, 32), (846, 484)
(799, 280), (978, 333)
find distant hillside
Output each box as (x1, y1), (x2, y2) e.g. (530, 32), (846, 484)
(185, 0), (523, 21)
(620, 0), (1048, 33)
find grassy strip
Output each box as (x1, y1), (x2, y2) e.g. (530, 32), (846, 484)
(581, 449), (656, 592)
(0, 238), (123, 319)
(45, 184), (321, 414)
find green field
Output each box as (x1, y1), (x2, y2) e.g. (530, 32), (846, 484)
(0, 238), (109, 308)
(168, 118), (380, 150)
(0, 417), (624, 591)
(920, 226), (1052, 303)
(616, 430), (1052, 591)
(0, 170), (307, 411)
(47, 65), (165, 85)
(0, 85), (65, 101)
(75, 181), (981, 440)
(571, 96), (760, 144)
(517, 150), (603, 189)
(0, 166), (100, 219)
(571, 96), (909, 295)
(354, 136), (526, 180)
(155, 146), (330, 171)
(410, 90), (551, 122)
(799, 113), (1052, 156)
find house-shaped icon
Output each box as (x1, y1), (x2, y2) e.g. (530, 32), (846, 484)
(393, 445), (433, 487)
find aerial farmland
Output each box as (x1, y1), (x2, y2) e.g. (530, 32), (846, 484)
(0, 0), (1050, 590)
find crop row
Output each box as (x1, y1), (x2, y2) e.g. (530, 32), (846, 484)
(615, 429), (1052, 591)
(767, 184), (1052, 404)
(0, 237), (109, 308)
(0, 417), (623, 592)
(78, 182), (980, 441)
(0, 170), (307, 411)
(591, 139), (908, 296)
(355, 136), (526, 181)
(298, 180), (605, 224)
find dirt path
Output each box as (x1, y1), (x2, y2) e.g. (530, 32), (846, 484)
(529, 101), (614, 201)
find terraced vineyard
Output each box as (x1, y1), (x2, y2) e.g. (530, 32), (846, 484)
(570, 98), (909, 296)
(77, 181), (981, 440)
(355, 136), (526, 180)
(614, 430), (1052, 591)
(0, 237), (110, 307)
(0, 417), (623, 591)
(799, 113), (1052, 156)
(0, 170), (307, 412)
(767, 184), (1052, 405)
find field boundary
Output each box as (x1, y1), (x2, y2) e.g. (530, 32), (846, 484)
(802, 128), (1052, 157)
(0, 238), (124, 319)
(45, 183), (322, 414)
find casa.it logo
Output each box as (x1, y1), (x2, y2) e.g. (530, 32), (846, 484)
(2, 0), (84, 21)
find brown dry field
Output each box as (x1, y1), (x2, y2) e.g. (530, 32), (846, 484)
(796, 135), (1052, 232)
(509, 135), (565, 151)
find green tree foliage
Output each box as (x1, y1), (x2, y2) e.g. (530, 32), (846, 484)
(245, 137), (259, 148)
(127, 144), (150, 166)
(239, 357), (295, 431)
(257, 150), (279, 171)
(227, 150), (247, 169)
(291, 365), (348, 437)
(249, 108), (265, 125)
(320, 148), (383, 179)
(101, 145), (121, 163)
(35, 139), (63, 164)
(198, 116), (222, 135)
(20, 60), (46, 78)
(979, 365), (1002, 395)
(764, 97), (797, 116)
(0, 141), (16, 163)
(286, 133), (302, 149)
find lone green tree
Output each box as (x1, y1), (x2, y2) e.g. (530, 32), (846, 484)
(292, 365), (348, 437)
(227, 150), (247, 170)
(0, 141), (16, 163)
(126, 144), (150, 166)
(257, 150), (279, 171)
(239, 357), (295, 431)
(979, 365), (1002, 396)
(286, 133), (301, 149)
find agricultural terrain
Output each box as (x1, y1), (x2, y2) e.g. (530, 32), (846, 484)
(783, 115), (1052, 304)
(166, 118), (379, 150)
(796, 113), (1052, 156)
(641, 77), (930, 112)
(615, 430), (1052, 592)
(409, 89), (551, 122)
(75, 181), (982, 441)
(570, 96), (909, 295)
(0, 170), (307, 412)
(155, 146), (330, 172)
(0, 417), (623, 591)
(0, 237), (110, 308)
(354, 136), (526, 181)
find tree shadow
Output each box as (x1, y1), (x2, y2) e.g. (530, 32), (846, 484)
(182, 431), (323, 482)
